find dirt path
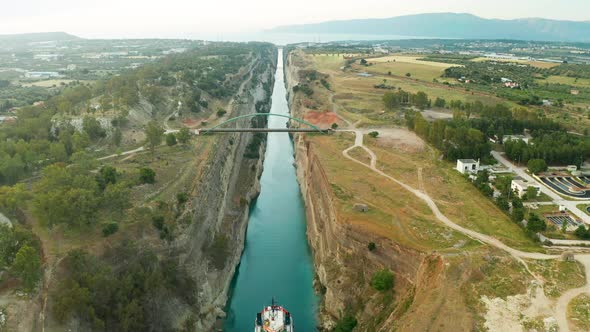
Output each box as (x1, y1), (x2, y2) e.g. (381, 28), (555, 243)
(340, 129), (590, 331)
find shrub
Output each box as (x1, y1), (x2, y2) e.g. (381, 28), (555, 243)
(152, 215), (165, 230)
(177, 192), (189, 205)
(101, 222), (119, 237)
(368, 131), (379, 138)
(331, 123), (339, 130)
(207, 234), (229, 270)
(371, 269), (394, 291)
(177, 127), (191, 144)
(138, 167), (156, 184)
(216, 109), (227, 117)
(333, 315), (357, 332)
(368, 242), (377, 251)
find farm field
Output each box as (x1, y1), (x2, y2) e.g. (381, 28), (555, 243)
(20, 79), (81, 87)
(471, 57), (561, 69)
(367, 55), (457, 82)
(536, 75), (590, 88)
(300, 54), (512, 129)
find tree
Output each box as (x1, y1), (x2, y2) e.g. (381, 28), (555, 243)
(0, 184), (30, 214)
(413, 91), (429, 110)
(166, 133), (177, 146)
(82, 117), (106, 141)
(527, 159), (548, 174)
(574, 226), (590, 239)
(333, 315), (358, 332)
(368, 131), (379, 138)
(405, 72), (411, 77)
(101, 183), (131, 211)
(360, 59), (368, 66)
(525, 186), (539, 200)
(434, 97), (446, 108)
(12, 244), (41, 291)
(138, 167), (156, 184)
(511, 208), (524, 223)
(112, 127), (122, 147)
(72, 131), (90, 152)
(144, 121), (164, 152)
(526, 213), (547, 233)
(33, 165), (100, 227)
(370, 269), (394, 291)
(177, 127), (191, 144)
(95, 166), (118, 191)
(216, 109), (227, 117)
(331, 123), (339, 130)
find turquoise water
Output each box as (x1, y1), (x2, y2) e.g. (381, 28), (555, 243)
(224, 49), (318, 331)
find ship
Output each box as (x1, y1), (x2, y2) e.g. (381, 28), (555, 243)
(254, 298), (293, 332)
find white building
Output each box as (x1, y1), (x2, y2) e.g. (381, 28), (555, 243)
(25, 71), (61, 79)
(511, 179), (541, 198)
(503, 135), (531, 144)
(456, 159), (480, 174)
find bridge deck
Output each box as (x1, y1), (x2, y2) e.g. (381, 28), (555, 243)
(200, 128), (331, 134)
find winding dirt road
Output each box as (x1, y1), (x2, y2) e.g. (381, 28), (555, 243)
(340, 128), (590, 331)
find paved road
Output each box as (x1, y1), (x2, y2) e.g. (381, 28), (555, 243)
(492, 151), (590, 224)
(341, 130), (589, 331)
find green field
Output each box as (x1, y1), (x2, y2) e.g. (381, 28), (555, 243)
(536, 75), (590, 88)
(362, 54), (457, 82)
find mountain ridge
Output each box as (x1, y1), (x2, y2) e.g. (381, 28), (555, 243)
(269, 13), (590, 42)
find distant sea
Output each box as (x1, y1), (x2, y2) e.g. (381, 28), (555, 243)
(186, 31), (423, 45)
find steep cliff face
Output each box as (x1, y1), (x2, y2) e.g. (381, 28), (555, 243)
(175, 51), (277, 330)
(285, 51), (431, 330)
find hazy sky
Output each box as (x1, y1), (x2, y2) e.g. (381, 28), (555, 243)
(1, 0), (588, 38)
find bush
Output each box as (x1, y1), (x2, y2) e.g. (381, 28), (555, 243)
(166, 133), (177, 146)
(216, 109), (227, 117)
(207, 234), (229, 270)
(368, 131), (379, 138)
(177, 127), (191, 144)
(101, 222), (119, 237)
(333, 315), (357, 332)
(526, 213), (547, 233)
(331, 123), (339, 130)
(575, 225), (590, 239)
(371, 269), (394, 291)
(138, 167), (156, 184)
(152, 215), (165, 230)
(177, 192), (189, 205)
(368, 242), (377, 251)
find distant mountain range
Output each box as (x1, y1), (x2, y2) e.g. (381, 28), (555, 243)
(0, 32), (80, 42)
(0, 32), (81, 50)
(269, 13), (590, 42)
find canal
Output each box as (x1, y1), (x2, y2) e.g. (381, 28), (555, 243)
(223, 49), (318, 331)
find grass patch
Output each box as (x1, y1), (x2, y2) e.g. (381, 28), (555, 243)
(310, 133), (477, 252)
(578, 204), (590, 216)
(537, 75), (590, 88)
(528, 260), (586, 298)
(568, 294), (590, 331)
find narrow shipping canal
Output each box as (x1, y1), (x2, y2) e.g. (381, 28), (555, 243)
(224, 49), (318, 331)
